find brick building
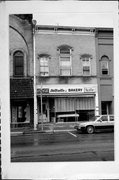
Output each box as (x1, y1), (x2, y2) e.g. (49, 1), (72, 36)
(35, 25), (99, 123)
(9, 15), (34, 127)
(96, 28), (113, 115)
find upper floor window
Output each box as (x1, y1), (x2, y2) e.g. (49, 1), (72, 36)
(100, 55), (109, 75)
(13, 51), (24, 76)
(58, 45), (72, 76)
(39, 54), (50, 76)
(81, 54), (92, 76)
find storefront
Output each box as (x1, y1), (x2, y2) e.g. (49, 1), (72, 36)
(37, 84), (99, 123)
(10, 78), (34, 128)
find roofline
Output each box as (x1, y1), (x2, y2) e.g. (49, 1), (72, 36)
(36, 24), (113, 31)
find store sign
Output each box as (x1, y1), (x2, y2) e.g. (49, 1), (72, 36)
(37, 86), (96, 94)
(49, 87), (84, 93)
(37, 88), (49, 94)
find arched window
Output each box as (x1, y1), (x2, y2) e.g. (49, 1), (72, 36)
(58, 45), (73, 76)
(39, 54), (50, 76)
(100, 55), (109, 75)
(13, 51), (24, 76)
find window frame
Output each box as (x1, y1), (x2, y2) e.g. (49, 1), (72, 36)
(58, 45), (72, 76)
(13, 51), (24, 77)
(39, 54), (50, 76)
(81, 55), (92, 76)
(100, 55), (110, 76)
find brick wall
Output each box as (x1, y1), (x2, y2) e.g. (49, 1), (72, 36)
(35, 33), (97, 76)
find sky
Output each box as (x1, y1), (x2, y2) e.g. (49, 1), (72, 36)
(33, 1), (115, 28)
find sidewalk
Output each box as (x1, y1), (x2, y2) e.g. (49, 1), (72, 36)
(11, 122), (79, 136)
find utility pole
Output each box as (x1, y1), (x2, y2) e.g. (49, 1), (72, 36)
(40, 82), (43, 131)
(32, 19), (37, 130)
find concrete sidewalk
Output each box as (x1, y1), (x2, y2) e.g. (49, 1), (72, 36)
(11, 122), (79, 136)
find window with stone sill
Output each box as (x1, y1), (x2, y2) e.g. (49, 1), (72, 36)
(100, 55), (109, 75)
(39, 54), (50, 76)
(58, 45), (72, 76)
(81, 54), (92, 76)
(13, 51), (24, 76)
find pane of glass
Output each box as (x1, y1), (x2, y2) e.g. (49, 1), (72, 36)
(15, 67), (23, 75)
(102, 69), (108, 75)
(15, 56), (23, 66)
(60, 48), (70, 54)
(40, 72), (49, 76)
(60, 69), (71, 76)
(101, 116), (108, 121)
(101, 61), (108, 69)
(60, 61), (71, 66)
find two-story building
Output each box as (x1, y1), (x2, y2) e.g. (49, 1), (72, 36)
(9, 15), (34, 128)
(35, 25), (99, 123)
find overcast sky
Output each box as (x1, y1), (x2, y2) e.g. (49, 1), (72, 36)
(33, 1), (115, 28)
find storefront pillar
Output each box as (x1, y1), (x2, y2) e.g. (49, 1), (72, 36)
(95, 85), (99, 116)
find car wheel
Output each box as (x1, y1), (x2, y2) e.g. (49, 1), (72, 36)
(86, 126), (94, 134)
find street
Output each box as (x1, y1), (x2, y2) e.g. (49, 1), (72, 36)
(11, 131), (114, 162)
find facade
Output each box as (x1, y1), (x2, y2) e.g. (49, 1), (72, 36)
(35, 25), (99, 123)
(96, 28), (113, 115)
(9, 15), (34, 127)
(9, 15), (114, 127)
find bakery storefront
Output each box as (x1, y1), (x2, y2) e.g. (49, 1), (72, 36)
(37, 84), (99, 123)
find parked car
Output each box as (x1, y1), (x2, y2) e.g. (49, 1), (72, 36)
(74, 115), (114, 134)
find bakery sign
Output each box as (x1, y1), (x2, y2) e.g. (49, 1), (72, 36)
(49, 87), (84, 93)
(37, 86), (96, 94)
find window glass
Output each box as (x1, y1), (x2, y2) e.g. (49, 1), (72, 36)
(59, 46), (71, 76)
(110, 115), (114, 121)
(100, 116), (108, 122)
(81, 56), (91, 76)
(14, 51), (24, 76)
(40, 56), (49, 76)
(101, 56), (109, 75)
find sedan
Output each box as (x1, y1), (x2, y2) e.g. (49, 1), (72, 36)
(74, 115), (114, 134)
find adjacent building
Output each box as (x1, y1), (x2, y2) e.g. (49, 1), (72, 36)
(9, 15), (34, 128)
(96, 28), (113, 115)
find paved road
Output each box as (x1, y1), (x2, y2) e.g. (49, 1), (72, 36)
(11, 131), (114, 162)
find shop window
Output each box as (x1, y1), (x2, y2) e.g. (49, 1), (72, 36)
(13, 51), (24, 76)
(81, 54), (91, 76)
(100, 55), (109, 75)
(58, 45), (72, 76)
(39, 54), (50, 76)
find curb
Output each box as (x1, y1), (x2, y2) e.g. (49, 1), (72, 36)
(11, 129), (76, 136)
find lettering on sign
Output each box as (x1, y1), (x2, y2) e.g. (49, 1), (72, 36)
(50, 89), (67, 93)
(68, 88), (83, 93)
(37, 88), (49, 94)
(84, 87), (95, 93)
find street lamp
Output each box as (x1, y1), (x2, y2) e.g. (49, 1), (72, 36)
(32, 19), (38, 130)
